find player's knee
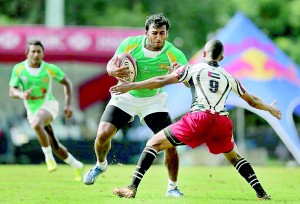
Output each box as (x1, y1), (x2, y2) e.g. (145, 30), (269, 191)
(146, 137), (157, 147)
(145, 145), (160, 154)
(145, 139), (161, 152)
(96, 123), (116, 142)
(30, 118), (44, 130)
(96, 130), (113, 144)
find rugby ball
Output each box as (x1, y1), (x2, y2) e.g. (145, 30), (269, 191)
(117, 52), (137, 83)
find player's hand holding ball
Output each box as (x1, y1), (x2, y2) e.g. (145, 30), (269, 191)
(109, 56), (129, 79)
(110, 53), (137, 83)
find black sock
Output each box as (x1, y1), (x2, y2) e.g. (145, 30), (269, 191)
(129, 146), (157, 189)
(234, 158), (265, 195)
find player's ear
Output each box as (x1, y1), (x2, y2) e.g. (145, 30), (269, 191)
(203, 50), (206, 57)
(219, 56), (224, 62)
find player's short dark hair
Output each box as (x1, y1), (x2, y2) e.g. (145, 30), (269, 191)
(145, 13), (170, 31)
(207, 39), (224, 60)
(26, 40), (44, 54)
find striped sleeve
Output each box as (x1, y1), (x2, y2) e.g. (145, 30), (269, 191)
(219, 68), (246, 97)
(232, 77), (246, 96)
(175, 65), (192, 82)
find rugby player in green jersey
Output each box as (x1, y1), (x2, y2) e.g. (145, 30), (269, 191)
(84, 13), (188, 197)
(9, 40), (84, 181)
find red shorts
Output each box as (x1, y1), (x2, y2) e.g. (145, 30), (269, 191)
(165, 111), (234, 154)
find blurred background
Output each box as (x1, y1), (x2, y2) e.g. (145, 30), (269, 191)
(0, 0), (299, 166)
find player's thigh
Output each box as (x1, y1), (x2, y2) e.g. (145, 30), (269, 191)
(206, 116), (234, 154)
(144, 112), (172, 134)
(100, 105), (132, 131)
(30, 109), (53, 128)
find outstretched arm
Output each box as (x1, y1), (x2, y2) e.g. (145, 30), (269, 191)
(241, 91), (282, 119)
(110, 72), (179, 95)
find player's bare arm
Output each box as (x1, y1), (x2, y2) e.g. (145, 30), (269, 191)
(9, 86), (32, 100)
(60, 76), (73, 119)
(106, 56), (130, 79)
(241, 91), (282, 119)
(110, 73), (179, 95)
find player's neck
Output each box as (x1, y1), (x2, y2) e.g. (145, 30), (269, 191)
(30, 64), (41, 68)
(204, 60), (219, 67)
(27, 59), (42, 68)
(28, 62), (41, 68)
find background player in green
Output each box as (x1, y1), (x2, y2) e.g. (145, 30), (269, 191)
(9, 40), (84, 181)
(83, 13), (188, 197)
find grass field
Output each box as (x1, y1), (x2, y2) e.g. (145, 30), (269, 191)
(0, 164), (299, 204)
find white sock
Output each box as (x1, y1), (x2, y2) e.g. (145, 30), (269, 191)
(168, 179), (177, 191)
(41, 146), (55, 161)
(63, 153), (83, 169)
(96, 159), (107, 170)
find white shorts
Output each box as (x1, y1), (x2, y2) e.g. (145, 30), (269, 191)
(27, 100), (59, 126)
(107, 92), (169, 123)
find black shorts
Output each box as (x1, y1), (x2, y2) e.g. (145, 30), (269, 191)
(100, 105), (132, 130)
(100, 105), (172, 133)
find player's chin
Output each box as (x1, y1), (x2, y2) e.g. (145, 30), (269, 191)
(154, 44), (163, 50)
(33, 58), (42, 63)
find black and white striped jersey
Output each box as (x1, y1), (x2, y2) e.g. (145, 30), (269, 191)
(175, 61), (246, 115)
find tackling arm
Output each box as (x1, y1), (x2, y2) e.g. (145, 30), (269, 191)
(110, 73), (179, 94)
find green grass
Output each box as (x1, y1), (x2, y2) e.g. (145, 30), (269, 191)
(0, 164), (299, 204)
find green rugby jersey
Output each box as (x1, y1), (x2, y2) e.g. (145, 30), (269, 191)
(9, 60), (65, 114)
(115, 35), (188, 97)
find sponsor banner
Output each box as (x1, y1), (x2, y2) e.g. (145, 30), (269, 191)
(0, 26), (144, 63)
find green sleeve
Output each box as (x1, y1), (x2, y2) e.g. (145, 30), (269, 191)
(9, 66), (20, 87)
(50, 64), (65, 82)
(114, 37), (130, 55)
